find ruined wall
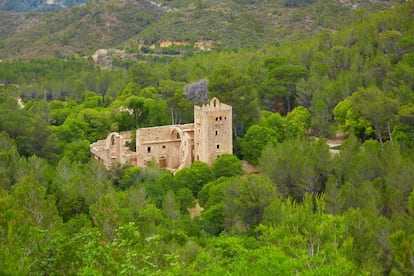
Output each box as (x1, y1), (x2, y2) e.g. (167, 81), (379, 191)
(90, 131), (136, 168)
(91, 97), (232, 170)
(136, 124), (194, 169)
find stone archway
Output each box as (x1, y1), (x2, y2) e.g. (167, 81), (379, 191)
(171, 126), (192, 170)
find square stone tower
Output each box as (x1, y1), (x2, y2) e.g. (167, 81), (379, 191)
(194, 97), (232, 166)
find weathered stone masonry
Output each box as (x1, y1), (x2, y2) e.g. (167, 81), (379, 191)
(90, 97), (232, 171)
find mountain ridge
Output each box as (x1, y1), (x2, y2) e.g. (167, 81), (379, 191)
(0, 0), (402, 60)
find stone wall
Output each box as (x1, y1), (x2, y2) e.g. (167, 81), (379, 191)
(90, 97), (232, 171)
(136, 124), (194, 170)
(90, 131), (137, 168)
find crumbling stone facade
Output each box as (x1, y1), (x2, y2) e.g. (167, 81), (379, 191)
(90, 97), (232, 171)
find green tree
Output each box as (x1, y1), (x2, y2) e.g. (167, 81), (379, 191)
(260, 194), (357, 274)
(54, 157), (87, 221)
(174, 161), (213, 196)
(200, 203), (225, 235)
(12, 176), (62, 229)
(333, 96), (374, 139)
(89, 194), (121, 242)
(158, 80), (193, 124)
(344, 208), (392, 273)
(351, 86), (398, 147)
(80, 161), (114, 206)
(224, 175), (277, 232)
(286, 106), (311, 133)
(118, 166), (142, 190)
(126, 96), (149, 128)
(176, 188), (196, 213)
(240, 125), (278, 165)
(77, 108), (111, 142)
(284, 0), (313, 7)
(389, 230), (414, 275)
(15, 155), (51, 192)
(209, 65), (260, 136)
(125, 184), (149, 218)
(0, 131), (19, 190)
(0, 193), (32, 275)
(260, 136), (331, 200)
(163, 190), (181, 221)
(260, 64), (309, 113)
(144, 97), (169, 126)
(128, 62), (157, 88)
(212, 154), (243, 179)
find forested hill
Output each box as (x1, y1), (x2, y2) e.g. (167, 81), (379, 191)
(0, 0), (88, 12)
(0, 0), (401, 59)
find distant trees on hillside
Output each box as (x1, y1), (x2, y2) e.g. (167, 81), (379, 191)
(284, 0), (314, 7)
(0, 0), (87, 12)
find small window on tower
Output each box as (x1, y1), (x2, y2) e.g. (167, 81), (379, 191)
(162, 145), (166, 149)
(216, 117), (218, 121)
(219, 116), (222, 120)
(215, 130), (218, 136)
(147, 147), (151, 153)
(216, 144), (220, 149)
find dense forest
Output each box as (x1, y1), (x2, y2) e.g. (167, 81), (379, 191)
(1, 1), (414, 274)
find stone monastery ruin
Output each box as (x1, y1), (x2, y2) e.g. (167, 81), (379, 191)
(90, 98), (232, 171)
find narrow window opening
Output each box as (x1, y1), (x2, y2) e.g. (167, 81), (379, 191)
(147, 146), (151, 153)
(216, 144), (220, 149)
(215, 130), (218, 136)
(219, 116), (222, 120)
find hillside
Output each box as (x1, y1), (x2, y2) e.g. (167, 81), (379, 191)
(0, 0), (88, 12)
(0, 11), (45, 40)
(0, 0), (402, 60)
